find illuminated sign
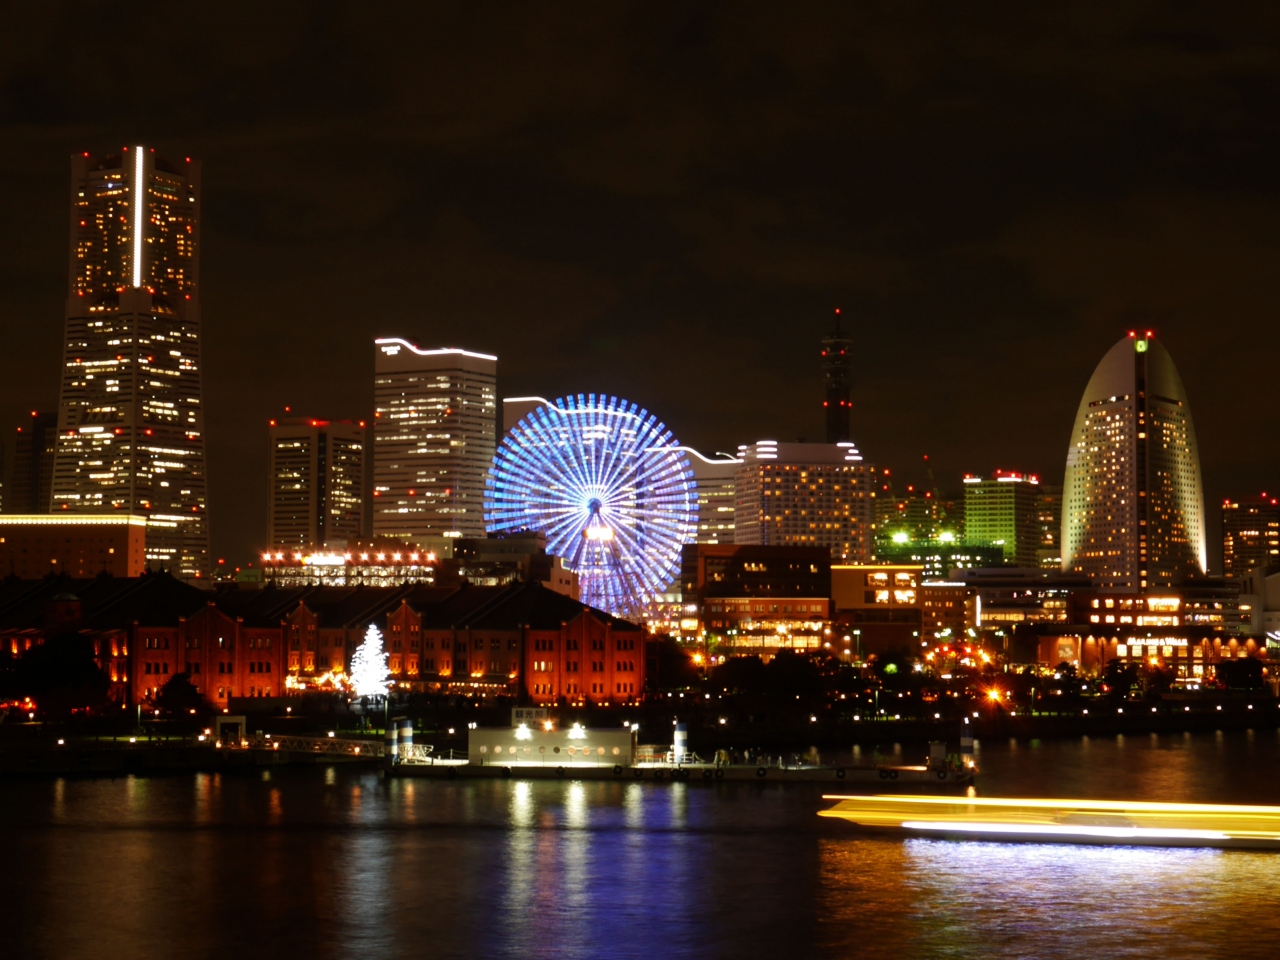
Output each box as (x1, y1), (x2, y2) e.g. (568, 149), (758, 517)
(132, 145), (145, 288)
(302, 554), (346, 567)
(1126, 636), (1188, 647)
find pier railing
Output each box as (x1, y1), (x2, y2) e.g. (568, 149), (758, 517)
(251, 734), (384, 757)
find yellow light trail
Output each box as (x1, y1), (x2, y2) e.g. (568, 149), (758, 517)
(819, 795), (1280, 850)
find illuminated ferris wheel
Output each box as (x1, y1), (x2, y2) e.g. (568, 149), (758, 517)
(484, 394), (698, 619)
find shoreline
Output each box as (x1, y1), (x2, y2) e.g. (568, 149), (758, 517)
(2, 706), (1276, 779)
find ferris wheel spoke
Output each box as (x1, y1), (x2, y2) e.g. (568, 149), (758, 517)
(484, 393), (695, 619)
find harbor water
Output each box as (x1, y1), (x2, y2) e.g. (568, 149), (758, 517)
(4, 728), (1280, 959)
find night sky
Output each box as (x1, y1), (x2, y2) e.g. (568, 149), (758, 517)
(2, 4), (1278, 567)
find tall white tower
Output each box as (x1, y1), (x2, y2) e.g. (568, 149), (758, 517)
(372, 338), (496, 543)
(1062, 332), (1206, 591)
(50, 146), (210, 579)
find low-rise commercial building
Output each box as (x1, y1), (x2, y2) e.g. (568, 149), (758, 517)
(0, 515), (147, 578)
(0, 576), (646, 708)
(680, 543), (831, 658)
(830, 564), (923, 656)
(1238, 566), (1280, 651)
(1019, 579), (1257, 676)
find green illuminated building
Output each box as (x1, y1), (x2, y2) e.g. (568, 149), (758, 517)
(962, 472), (1040, 567)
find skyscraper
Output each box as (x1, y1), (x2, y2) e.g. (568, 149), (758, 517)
(963, 471), (1040, 567)
(822, 310), (853, 443)
(50, 147), (210, 578)
(267, 417), (366, 549)
(687, 449), (739, 544)
(1222, 494), (1280, 578)
(7, 411), (57, 514)
(734, 441), (876, 562)
(373, 338), (496, 543)
(1062, 332), (1206, 591)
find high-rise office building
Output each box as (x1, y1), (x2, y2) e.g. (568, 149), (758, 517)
(1222, 494), (1280, 578)
(687, 449), (739, 544)
(373, 338), (496, 543)
(963, 471), (1040, 567)
(267, 417), (366, 550)
(8, 412), (58, 514)
(734, 441), (876, 562)
(1035, 483), (1063, 569)
(50, 147), (210, 579)
(1062, 332), (1206, 591)
(821, 311), (853, 443)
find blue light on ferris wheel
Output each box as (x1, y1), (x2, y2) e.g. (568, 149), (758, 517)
(484, 394), (698, 619)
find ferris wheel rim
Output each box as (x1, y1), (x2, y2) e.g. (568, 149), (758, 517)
(485, 393), (697, 617)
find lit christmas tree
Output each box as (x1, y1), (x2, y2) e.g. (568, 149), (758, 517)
(350, 624), (390, 698)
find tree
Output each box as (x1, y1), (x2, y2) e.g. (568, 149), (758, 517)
(350, 625), (390, 698)
(1217, 657), (1264, 691)
(650, 636), (700, 691)
(16, 635), (110, 717)
(155, 672), (208, 716)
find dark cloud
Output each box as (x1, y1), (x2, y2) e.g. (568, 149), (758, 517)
(2, 2), (1279, 565)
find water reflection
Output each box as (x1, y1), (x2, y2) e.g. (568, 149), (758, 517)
(4, 731), (1280, 960)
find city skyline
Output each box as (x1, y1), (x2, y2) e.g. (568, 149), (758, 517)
(4, 16), (1280, 960)
(1, 9), (1278, 570)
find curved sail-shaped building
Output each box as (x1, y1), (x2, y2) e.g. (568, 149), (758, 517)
(1061, 332), (1206, 591)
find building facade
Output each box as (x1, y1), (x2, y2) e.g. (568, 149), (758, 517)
(1222, 494), (1280, 578)
(0, 515), (147, 578)
(50, 148), (210, 579)
(373, 338), (496, 544)
(1027, 579), (1255, 676)
(1238, 566), (1280, 648)
(822, 311), (853, 443)
(267, 417), (365, 550)
(8, 411), (57, 514)
(830, 563), (923, 656)
(1062, 332), (1206, 591)
(734, 441), (876, 562)
(876, 541), (1004, 581)
(1035, 483), (1063, 569)
(680, 544), (831, 656)
(687, 449), (739, 544)
(963, 471), (1041, 567)
(0, 577), (646, 708)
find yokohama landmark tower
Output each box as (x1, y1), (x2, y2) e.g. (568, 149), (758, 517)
(1061, 332), (1205, 592)
(50, 147), (211, 579)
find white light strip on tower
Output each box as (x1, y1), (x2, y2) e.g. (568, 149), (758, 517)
(374, 338), (497, 361)
(132, 145), (145, 288)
